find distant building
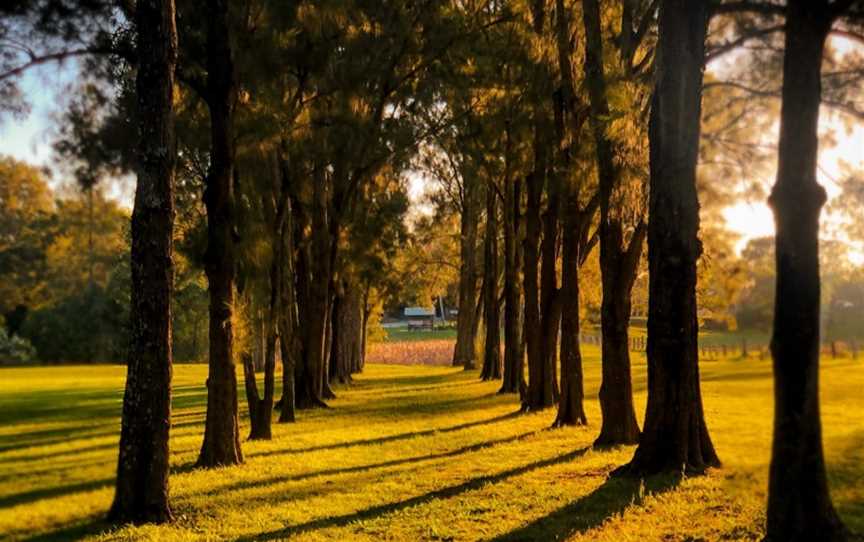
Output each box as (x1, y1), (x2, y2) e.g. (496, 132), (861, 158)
(404, 307), (435, 330)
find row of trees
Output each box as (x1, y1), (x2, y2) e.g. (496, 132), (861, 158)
(419, 0), (862, 539)
(2, 0), (862, 538)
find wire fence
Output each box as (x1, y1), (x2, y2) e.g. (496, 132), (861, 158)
(579, 334), (862, 361)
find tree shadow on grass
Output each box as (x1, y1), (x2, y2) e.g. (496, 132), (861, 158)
(0, 477), (113, 509)
(197, 429), (544, 497)
(352, 369), (470, 389)
(237, 446), (594, 541)
(247, 410), (521, 459)
(490, 473), (681, 541)
(20, 515), (110, 542)
(829, 429), (864, 536)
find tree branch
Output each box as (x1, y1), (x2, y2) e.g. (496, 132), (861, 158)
(0, 47), (111, 82)
(706, 24), (784, 64)
(710, 1), (785, 17)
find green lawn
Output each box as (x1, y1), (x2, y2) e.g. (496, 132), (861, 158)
(383, 326), (458, 342)
(1, 350), (862, 541)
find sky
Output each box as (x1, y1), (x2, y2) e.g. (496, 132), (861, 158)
(1, 39), (862, 256)
(717, 34), (864, 255)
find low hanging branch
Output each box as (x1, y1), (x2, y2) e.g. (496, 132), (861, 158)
(0, 46), (113, 82)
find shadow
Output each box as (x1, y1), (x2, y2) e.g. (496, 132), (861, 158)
(355, 380), (487, 397)
(238, 446), (592, 541)
(828, 429), (864, 535)
(352, 369), (467, 389)
(247, 411), (521, 459)
(0, 424), (118, 454)
(700, 368), (774, 384)
(206, 429), (542, 496)
(20, 516), (109, 542)
(0, 458), (109, 484)
(490, 473), (681, 541)
(341, 392), (505, 420)
(0, 477), (113, 509)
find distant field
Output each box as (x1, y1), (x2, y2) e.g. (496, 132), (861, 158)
(383, 326), (458, 342)
(1, 350), (862, 541)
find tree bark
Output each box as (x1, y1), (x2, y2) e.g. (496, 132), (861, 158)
(540, 164), (561, 403)
(595, 223), (644, 445)
(523, 117), (553, 410)
(330, 282), (363, 384)
(243, 164), (289, 440)
(582, 0), (643, 447)
(293, 175), (331, 409)
(198, 0), (242, 468)
(765, 2), (848, 539)
(500, 131), (524, 394)
(556, 184), (588, 426)
(278, 162), (299, 423)
(522, 1), (557, 411)
(553, 0), (590, 427)
(618, 0), (719, 475)
(480, 182), (502, 380)
(292, 231), (325, 409)
(109, 0), (177, 524)
(453, 174), (480, 369)
(321, 293), (336, 399)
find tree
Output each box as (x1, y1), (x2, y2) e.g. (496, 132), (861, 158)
(108, 0), (177, 523)
(553, 0), (595, 427)
(451, 158), (482, 370)
(499, 116), (525, 395)
(618, 0), (720, 476)
(480, 175), (502, 381)
(764, 0), (857, 538)
(196, 0), (243, 468)
(522, 0), (557, 412)
(581, 0), (651, 446)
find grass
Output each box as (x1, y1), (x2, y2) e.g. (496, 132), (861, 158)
(383, 326), (458, 342)
(0, 348), (862, 541)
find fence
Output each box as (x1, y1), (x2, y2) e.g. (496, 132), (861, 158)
(579, 334), (862, 361)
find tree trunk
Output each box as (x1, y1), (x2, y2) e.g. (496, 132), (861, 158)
(581, 0), (643, 447)
(523, 2), (556, 411)
(556, 186), (587, 426)
(321, 293), (336, 399)
(243, 172), (288, 440)
(553, 0), (590, 427)
(278, 166), (299, 423)
(540, 165), (561, 403)
(294, 175), (331, 409)
(523, 119), (553, 410)
(618, 0), (719, 476)
(293, 233), (326, 409)
(765, 2), (847, 539)
(453, 175), (480, 369)
(331, 283), (363, 384)
(358, 285), (371, 374)
(500, 141), (523, 394)
(481, 182), (502, 380)
(595, 225), (644, 446)
(198, 0), (242, 468)
(242, 348), (272, 440)
(109, 0), (177, 524)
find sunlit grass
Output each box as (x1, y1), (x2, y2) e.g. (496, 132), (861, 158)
(0, 348), (862, 541)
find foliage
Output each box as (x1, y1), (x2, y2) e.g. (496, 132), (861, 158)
(0, 327), (36, 365)
(0, 156), (55, 328)
(21, 282), (127, 363)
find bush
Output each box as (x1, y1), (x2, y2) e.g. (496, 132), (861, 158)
(21, 284), (128, 363)
(0, 327), (36, 365)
